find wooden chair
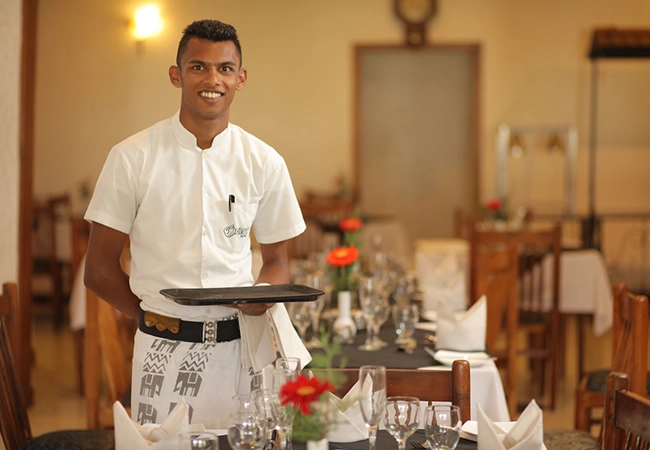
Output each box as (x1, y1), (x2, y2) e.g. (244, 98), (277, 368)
(601, 372), (650, 450)
(323, 360), (471, 423)
(32, 194), (71, 327)
(470, 239), (519, 418)
(574, 282), (649, 434)
(85, 287), (134, 429)
(85, 238), (135, 429)
(469, 223), (562, 412)
(0, 282), (114, 450)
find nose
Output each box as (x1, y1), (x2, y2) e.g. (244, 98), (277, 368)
(206, 66), (221, 85)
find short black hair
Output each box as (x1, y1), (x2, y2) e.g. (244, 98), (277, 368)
(176, 19), (242, 67)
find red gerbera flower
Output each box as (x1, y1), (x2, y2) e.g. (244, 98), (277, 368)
(339, 217), (363, 232)
(485, 198), (503, 211)
(326, 246), (359, 267)
(279, 374), (335, 415)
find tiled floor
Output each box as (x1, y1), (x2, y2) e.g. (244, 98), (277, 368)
(20, 307), (611, 442)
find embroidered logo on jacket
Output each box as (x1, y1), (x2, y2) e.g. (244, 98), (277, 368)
(223, 224), (250, 238)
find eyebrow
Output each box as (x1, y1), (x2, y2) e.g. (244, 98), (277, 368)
(186, 58), (238, 68)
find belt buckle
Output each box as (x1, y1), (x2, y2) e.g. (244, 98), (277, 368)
(204, 320), (217, 343)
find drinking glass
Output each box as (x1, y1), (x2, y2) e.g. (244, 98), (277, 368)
(423, 405), (461, 450)
(269, 390), (296, 450)
(252, 389), (278, 450)
(359, 365), (387, 450)
(179, 431), (219, 450)
(227, 411), (268, 450)
(230, 394), (255, 416)
(287, 301), (312, 343)
(391, 304), (419, 346)
(274, 357), (301, 378)
(306, 273), (327, 348)
(370, 294), (390, 348)
(358, 277), (382, 351)
(384, 396), (420, 450)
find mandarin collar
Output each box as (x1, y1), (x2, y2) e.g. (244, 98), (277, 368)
(171, 110), (231, 152)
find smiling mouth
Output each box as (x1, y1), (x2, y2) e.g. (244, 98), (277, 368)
(200, 92), (222, 99)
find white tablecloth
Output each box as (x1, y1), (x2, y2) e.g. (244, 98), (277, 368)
(542, 249), (613, 336)
(417, 360), (510, 422)
(416, 240), (614, 336)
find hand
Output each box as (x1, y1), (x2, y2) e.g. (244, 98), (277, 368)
(225, 302), (275, 316)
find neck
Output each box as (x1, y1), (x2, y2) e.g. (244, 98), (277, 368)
(178, 111), (228, 150)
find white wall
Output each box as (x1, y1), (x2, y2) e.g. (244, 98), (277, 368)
(0, 0), (21, 284)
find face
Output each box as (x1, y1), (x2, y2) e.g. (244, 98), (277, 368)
(169, 38), (247, 127)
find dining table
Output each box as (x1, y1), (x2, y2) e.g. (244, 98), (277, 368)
(310, 325), (511, 423)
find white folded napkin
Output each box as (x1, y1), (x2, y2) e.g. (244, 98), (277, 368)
(114, 399), (199, 450)
(436, 296), (487, 352)
(238, 299), (312, 372)
(478, 400), (545, 450)
(326, 379), (371, 443)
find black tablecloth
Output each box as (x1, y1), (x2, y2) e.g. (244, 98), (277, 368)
(217, 430), (477, 450)
(310, 325), (437, 369)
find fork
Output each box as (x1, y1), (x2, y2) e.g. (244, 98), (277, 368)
(410, 441), (428, 449)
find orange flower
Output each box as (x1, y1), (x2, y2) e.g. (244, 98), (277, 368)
(339, 217), (363, 232)
(326, 246), (359, 267)
(279, 374), (335, 415)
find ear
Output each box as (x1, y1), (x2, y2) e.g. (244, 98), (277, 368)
(169, 65), (181, 88)
(236, 68), (248, 91)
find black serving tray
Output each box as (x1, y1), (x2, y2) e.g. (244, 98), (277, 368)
(159, 284), (324, 306)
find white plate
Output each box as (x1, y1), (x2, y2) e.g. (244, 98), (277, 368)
(461, 420), (514, 438)
(421, 310), (438, 322)
(433, 350), (492, 367)
(415, 322), (437, 332)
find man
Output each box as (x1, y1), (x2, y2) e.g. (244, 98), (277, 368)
(84, 19), (308, 428)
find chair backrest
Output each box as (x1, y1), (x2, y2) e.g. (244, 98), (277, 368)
(85, 287), (132, 429)
(610, 282), (648, 396)
(84, 239), (134, 429)
(324, 360), (471, 423)
(601, 372), (650, 449)
(469, 239), (519, 418)
(0, 282), (33, 450)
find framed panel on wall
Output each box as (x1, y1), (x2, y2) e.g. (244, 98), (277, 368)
(354, 44), (480, 244)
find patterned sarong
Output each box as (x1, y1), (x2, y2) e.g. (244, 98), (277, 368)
(130, 329), (259, 429)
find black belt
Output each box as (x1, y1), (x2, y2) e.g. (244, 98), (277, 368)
(138, 309), (240, 343)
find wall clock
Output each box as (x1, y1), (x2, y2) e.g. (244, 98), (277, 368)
(393, 0), (438, 46)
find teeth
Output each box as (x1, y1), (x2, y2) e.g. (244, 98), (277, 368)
(200, 92), (222, 98)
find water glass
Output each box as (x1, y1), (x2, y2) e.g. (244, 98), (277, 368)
(423, 405), (461, 450)
(227, 411), (268, 450)
(384, 396), (420, 450)
(179, 431), (219, 450)
(392, 304), (419, 346)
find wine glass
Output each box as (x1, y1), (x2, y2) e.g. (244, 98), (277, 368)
(384, 396), (420, 450)
(252, 389), (279, 450)
(423, 405), (461, 450)
(370, 293), (390, 348)
(179, 431), (219, 450)
(359, 365), (387, 450)
(287, 301), (312, 343)
(228, 411), (268, 450)
(306, 273), (327, 348)
(231, 393), (255, 416)
(392, 303), (419, 346)
(358, 277), (383, 351)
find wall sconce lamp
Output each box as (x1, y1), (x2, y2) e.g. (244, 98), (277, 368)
(132, 4), (163, 41)
(509, 133), (525, 159)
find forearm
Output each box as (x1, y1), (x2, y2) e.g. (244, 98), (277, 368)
(84, 265), (141, 318)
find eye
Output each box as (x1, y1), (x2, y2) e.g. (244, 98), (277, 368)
(191, 64), (204, 71)
(220, 66), (233, 73)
